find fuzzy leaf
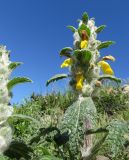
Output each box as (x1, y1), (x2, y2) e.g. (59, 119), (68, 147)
(46, 74), (68, 86)
(60, 47), (73, 58)
(67, 26), (77, 33)
(59, 97), (97, 155)
(86, 127), (108, 135)
(7, 77), (32, 91)
(82, 50), (92, 63)
(83, 132), (108, 160)
(96, 25), (106, 33)
(73, 50), (92, 64)
(30, 127), (60, 145)
(78, 23), (91, 37)
(82, 12), (89, 24)
(98, 75), (121, 83)
(97, 41), (115, 50)
(9, 62), (23, 70)
(102, 120), (129, 158)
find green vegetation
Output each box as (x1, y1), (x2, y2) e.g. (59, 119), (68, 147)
(0, 86), (129, 160)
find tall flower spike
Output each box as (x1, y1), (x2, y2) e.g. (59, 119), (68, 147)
(98, 60), (114, 75)
(47, 12), (120, 93)
(0, 46), (13, 154)
(0, 46), (31, 154)
(61, 58), (73, 68)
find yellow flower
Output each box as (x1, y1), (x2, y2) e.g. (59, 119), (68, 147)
(104, 68), (114, 75)
(61, 58), (73, 68)
(80, 40), (88, 49)
(98, 60), (114, 75)
(76, 74), (84, 90)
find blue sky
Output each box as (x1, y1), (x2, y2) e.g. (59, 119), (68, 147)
(0, 0), (129, 103)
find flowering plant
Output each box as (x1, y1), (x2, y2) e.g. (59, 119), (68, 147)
(0, 46), (31, 154)
(46, 12), (121, 159)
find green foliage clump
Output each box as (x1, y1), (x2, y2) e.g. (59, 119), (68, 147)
(6, 92), (77, 159)
(95, 87), (129, 115)
(0, 87), (128, 160)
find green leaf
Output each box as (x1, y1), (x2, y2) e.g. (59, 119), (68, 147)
(82, 50), (92, 63)
(86, 127), (108, 135)
(73, 50), (82, 60)
(9, 62), (23, 70)
(59, 97), (97, 155)
(73, 49), (81, 56)
(102, 120), (128, 158)
(41, 155), (61, 160)
(97, 41), (115, 50)
(82, 12), (89, 24)
(30, 127), (59, 145)
(77, 19), (81, 23)
(85, 132), (108, 160)
(98, 75), (121, 83)
(67, 26), (77, 33)
(60, 47), (73, 58)
(46, 74), (68, 86)
(0, 155), (8, 160)
(7, 77), (32, 91)
(11, 114), (40, 125)
(96, 25), (106, 33)
(73, 50), (92, 64)
(78, 23), (91, 37)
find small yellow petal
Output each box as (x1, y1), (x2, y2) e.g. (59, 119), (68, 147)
(105, 68), (114, 75)
(61, 58), (73, 68)
(80, 40), (88, 49)
(76, 74), (84, 90)
(98, 60), (114, 75)
(76, 83), (83, 90)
